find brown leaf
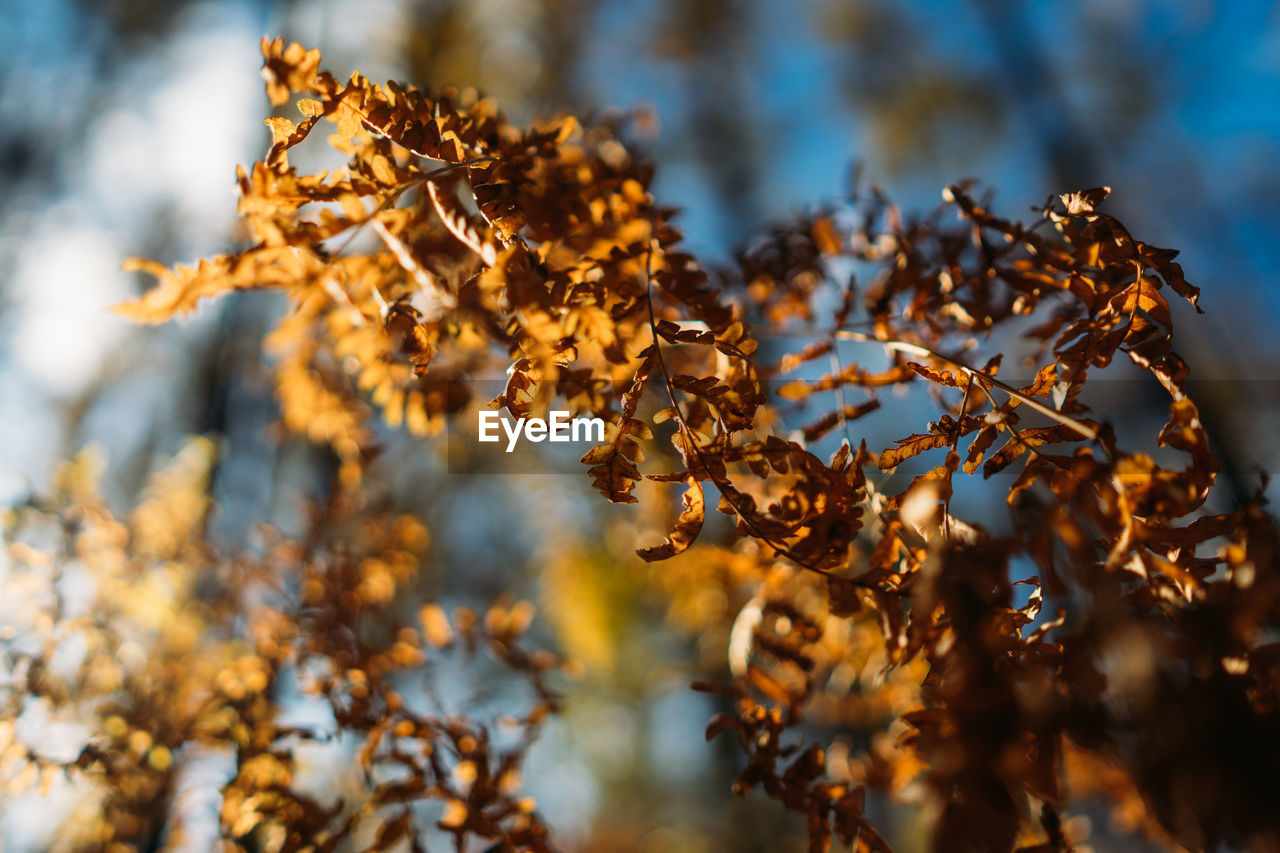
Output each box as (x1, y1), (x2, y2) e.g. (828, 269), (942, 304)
(638, 476), (705, 561)
(877, 433), (952, 471)
(1060, 186), (1111, 216)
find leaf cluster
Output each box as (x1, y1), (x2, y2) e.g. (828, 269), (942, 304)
(86, 39), (1280, 851)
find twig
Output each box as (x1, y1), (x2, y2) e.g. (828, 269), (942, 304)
(833, 330), (1098, 441)
(371, 219), (454, 311)
(642, 238), (853, 580)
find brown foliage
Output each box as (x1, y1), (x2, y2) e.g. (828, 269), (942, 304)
(1, 442), (565, 851)
(8, 37), (1280, 852)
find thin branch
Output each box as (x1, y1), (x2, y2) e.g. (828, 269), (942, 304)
(834, 330), (1098, 441)
(371, 219), (455, 311)
(642, 239), (854, 581)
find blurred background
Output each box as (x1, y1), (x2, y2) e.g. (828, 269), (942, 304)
(2, 0), (1280, 849)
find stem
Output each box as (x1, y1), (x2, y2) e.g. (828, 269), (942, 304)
(642, 238), (851, 580)
(833, 330), (1098, 441)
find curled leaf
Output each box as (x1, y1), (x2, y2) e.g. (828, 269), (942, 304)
(637, 476), (705, 561)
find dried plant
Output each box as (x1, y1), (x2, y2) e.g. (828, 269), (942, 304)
(6, 38), (1280, 852)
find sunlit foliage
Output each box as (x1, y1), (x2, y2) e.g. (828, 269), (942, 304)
(7, 37), (1280, 851)
(1, 440), (565, 851)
